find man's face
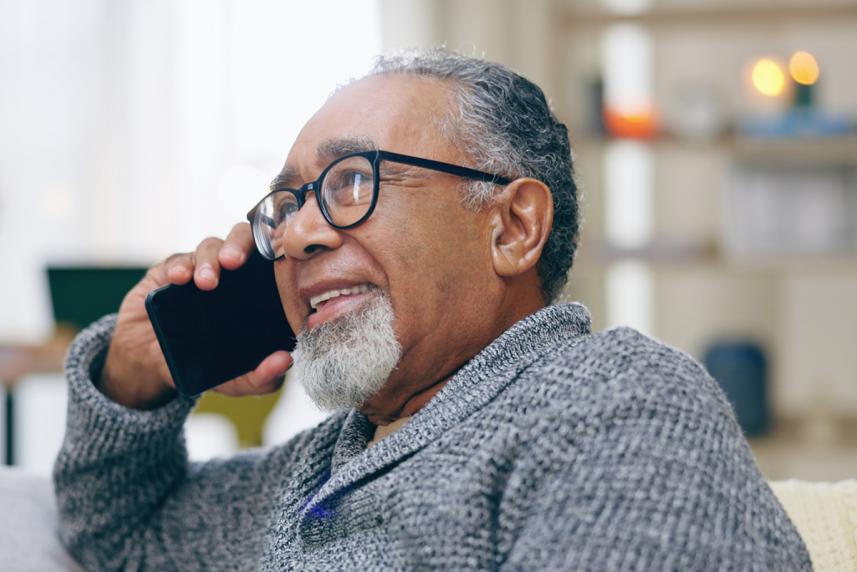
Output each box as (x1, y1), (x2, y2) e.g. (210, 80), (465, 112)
(274, 74), (503, 421)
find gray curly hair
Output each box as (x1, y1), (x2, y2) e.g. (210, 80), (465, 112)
(368, 49), (579, 302)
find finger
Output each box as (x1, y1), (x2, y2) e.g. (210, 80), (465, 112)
(214, 351), (293, 397)
(162, 253), (194, 285)
(219, 222), (254, 270)
(254, 351), (293, 384)
(214, 368), (286, 397)
(192, 237), (225, 290)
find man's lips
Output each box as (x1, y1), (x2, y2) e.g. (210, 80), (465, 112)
(298, 280), (378, 330)
(306, 287), (376, 329)
(308, 284), (373, 309)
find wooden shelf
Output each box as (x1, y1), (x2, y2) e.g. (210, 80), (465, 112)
(578, 241), (857, 270)
(560, 1), (857, 30)
(730, 135), (857, 166)
(585, 238), (718, 264)
(573, 134), (857, 166)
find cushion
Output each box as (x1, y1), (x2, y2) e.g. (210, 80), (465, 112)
(0, 467), (84, 571)
(771, 479), (857, 572)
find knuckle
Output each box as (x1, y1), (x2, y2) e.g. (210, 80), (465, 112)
(212, 385), (236, 396)
(144, 267), (163, 282)
(198, 236), (223, 250)
(163, 252), (190, 267)
(226, 375), (252, 394)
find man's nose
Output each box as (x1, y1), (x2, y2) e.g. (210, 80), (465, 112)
(280, 193), (344, 259)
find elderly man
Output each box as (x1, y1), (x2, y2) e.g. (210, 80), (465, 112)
(54, 50), (809, 570)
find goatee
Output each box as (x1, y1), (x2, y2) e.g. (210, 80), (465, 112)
(291, 292), (401, 411)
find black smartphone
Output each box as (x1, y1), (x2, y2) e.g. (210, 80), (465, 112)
(145, 250), (296, 397)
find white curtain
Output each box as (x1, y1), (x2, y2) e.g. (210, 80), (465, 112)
(0, 0), (380, 340)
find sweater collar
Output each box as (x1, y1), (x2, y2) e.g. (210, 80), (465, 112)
(305, 303), (591, 521)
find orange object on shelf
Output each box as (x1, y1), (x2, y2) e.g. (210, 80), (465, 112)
(603, 105), (658, 139)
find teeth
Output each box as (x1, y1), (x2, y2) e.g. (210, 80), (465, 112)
(309, 284), (372, 310)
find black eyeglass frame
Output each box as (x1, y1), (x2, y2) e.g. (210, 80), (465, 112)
(246, 149), (514, 260)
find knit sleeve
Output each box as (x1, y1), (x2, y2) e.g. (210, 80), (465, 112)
(52, 315), (283, 571)
(499, 328), (812, 572)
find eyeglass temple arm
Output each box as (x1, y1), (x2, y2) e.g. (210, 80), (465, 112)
(377, 151), (513, 185)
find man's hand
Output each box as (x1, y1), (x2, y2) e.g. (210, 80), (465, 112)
(100, 222), (293, 410)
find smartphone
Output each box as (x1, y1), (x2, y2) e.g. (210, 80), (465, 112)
(145, 250), (296, 397)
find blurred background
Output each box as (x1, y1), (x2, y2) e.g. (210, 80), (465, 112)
(1, 0), (855, 481)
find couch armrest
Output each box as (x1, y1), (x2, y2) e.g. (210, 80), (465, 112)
(0, 467), (84, 571)
(770, 479), (857, 572)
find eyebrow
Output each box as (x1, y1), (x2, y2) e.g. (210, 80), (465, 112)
(270, 166), (300, 190)
(317, 136), (378, 163)
(270, 136), (379, 190)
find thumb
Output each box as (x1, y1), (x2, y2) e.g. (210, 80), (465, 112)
(213, 351), (293, 397)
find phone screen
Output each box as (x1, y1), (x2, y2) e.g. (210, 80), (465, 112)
(145, 250), (296, 396)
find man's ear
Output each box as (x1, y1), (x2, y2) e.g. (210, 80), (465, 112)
(489, 178), (553, 278)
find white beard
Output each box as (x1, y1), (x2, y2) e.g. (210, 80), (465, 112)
(291, 292), (401, 411)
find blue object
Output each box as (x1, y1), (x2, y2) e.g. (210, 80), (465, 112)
(739, 109), (854, 138)
(704, 341), (770, 437)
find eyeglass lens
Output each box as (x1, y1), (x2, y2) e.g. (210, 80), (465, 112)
(251, 154), (375, 260)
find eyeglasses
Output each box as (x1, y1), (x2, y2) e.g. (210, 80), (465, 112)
(246, 149), (513, 261)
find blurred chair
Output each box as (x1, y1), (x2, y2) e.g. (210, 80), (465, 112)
(195, 390), (282, 449)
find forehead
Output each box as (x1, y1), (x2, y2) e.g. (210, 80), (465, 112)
(281, 75), (457, 179)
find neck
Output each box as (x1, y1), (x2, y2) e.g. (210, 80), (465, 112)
(362, 372), (454, 426)
(362, 287), (547, 426)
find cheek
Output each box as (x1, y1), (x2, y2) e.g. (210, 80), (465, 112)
(273, 263), (302, 331)
(388, 219), (486, 304)
(361, 190), (491, 324)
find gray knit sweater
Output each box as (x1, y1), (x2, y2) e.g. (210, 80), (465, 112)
(53, 303), (810, 571)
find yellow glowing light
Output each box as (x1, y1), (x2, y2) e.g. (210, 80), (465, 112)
(751, 58), (786, 97)
(789, 51), (820, 85)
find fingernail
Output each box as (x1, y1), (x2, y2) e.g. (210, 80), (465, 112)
(198, 265), (215, 282)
